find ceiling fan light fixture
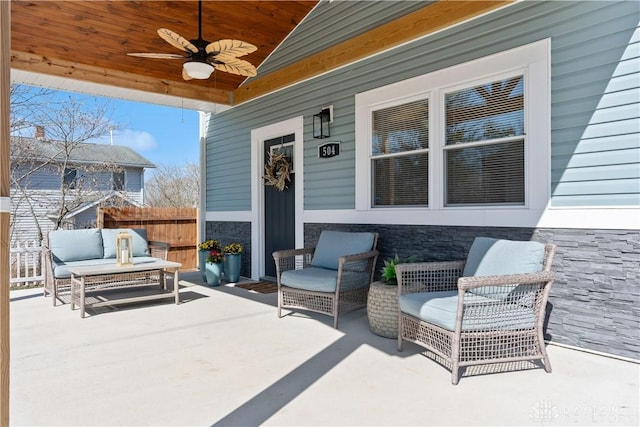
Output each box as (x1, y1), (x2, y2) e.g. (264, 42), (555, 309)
(183, 61), (214, 79)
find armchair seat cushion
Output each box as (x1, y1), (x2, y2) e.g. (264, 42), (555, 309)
(281, 267), (369, 293)
(400, 291), (536, 332)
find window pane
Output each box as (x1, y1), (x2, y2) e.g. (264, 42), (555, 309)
(373, 152), (428, 207)
(446, 76), (524, 145)
(112, 171), (125, 191)
(372, 99), (429, 155)
(446, 141), (524, 205)
(63, 168), (76, 189)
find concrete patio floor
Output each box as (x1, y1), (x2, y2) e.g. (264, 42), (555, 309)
(9, 271), (640, 426)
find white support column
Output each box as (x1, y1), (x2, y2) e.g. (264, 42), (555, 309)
(0, 2), (11, 425)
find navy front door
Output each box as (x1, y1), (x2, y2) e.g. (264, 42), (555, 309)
(264, 134), (295, 279)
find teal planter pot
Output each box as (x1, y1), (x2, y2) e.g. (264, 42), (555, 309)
(224, 253), (242, 283)
(199, 250), (208, 282)
(205, 262), (223, 287)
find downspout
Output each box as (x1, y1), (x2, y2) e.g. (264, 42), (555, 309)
(198, 111), (207, 251)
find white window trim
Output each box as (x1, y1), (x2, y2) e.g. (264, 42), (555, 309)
(354, 38), (551, 227)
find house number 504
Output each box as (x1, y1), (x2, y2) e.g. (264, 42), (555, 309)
(318, 142), (340, 159)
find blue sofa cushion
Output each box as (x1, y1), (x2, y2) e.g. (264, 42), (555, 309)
(400, 291), (535, 332)
(281, 267), (370, 293)
(101, 228), (150, 258)
(53, 256), (160, 279)
(311, 230), (375, 271)
(463, 237), (545, 299)
(49, 229), (104, 263)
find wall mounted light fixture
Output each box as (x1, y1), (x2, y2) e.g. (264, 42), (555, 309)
(313, 107), (331, 139)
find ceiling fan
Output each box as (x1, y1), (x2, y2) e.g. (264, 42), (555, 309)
(128, 0), (257, 80)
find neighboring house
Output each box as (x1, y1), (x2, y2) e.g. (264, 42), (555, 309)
(10, 128), (155, 241)
(202, 1), (640, 360)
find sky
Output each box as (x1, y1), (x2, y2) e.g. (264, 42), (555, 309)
(33, 88), (201, 173)
(98, 97), (201, 170)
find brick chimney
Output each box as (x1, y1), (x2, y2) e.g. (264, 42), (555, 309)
(35, 125), (45, 140)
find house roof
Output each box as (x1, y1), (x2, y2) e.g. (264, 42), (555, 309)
(10, 1), (511, 111)
(11, 136), (156, 169)
(46, 190), (143, 222)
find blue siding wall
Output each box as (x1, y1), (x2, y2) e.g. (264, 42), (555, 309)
(550, 3), (640, 206)
(206, 1), (639, 211)
(253, 0), (433, 78)
(12, 164), (145, 193)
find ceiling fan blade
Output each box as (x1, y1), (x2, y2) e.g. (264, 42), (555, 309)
(206, 39), (257, 57)
(127, 52), (186, 59)
(158, 28), (198, 53)
(182, 68), (193, 81)
(213, 57), (257, 77)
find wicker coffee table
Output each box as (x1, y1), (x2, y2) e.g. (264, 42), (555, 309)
(68, 260), (181, 318)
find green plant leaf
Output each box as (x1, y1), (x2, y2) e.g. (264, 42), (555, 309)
(379, 254), (419, 285)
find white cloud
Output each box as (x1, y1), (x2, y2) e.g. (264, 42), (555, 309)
(113, 129), (158, 151)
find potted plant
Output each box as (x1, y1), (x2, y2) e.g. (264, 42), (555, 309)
(205, 248), (224, 287)
(223, 242), (244, 283)
(367, 254), (418, 338)
(198, 239), (221, 282)
(380, 254), (418, 285)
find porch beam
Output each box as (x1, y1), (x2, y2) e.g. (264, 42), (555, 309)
(1, 2), (11, 425)
(11, 50), (233, 105)
(233, 0), (512, 105)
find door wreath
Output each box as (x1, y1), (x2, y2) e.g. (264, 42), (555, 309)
(263, 150), (291, 192)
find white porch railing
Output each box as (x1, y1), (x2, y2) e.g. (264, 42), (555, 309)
(10, 239), (44, 287)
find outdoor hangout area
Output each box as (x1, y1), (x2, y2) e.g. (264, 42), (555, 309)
(9, 230), (640, 425)
(4, 1), (639, 425)
(9, 271), (639, 426)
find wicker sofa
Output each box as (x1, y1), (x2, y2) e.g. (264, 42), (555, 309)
(43, 228), (169, 306)
(396, 237), (556, 384)
(273, 230), (379, 329)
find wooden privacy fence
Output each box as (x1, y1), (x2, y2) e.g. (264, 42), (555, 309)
(97, 207), (198, 270)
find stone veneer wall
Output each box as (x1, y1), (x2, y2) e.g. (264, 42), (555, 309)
(205, 221), (252, 280)
(304, 223), (640, 360)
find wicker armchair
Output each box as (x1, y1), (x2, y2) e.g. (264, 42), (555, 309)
(273, 230), (379, 328)
(396, 237), (556, 384)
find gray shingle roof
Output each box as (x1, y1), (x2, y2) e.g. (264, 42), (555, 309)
(11, 136), (155, 169)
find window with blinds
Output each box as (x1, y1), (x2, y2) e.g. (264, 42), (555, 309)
(371, 99), (429, 207)
(444, 75), (525, 206)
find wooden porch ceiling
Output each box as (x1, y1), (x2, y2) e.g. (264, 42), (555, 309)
(10, 0), (510, 108)
(10, 0), (318, 106)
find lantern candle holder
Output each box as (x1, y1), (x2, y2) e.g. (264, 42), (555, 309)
(116, 231), (134, 266)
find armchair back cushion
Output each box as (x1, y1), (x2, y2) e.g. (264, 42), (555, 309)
(49, 228), (104, 263)
(101, 228), (150, 258)
(310, 230), (376, 271)
(463, 237), (545, 299)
